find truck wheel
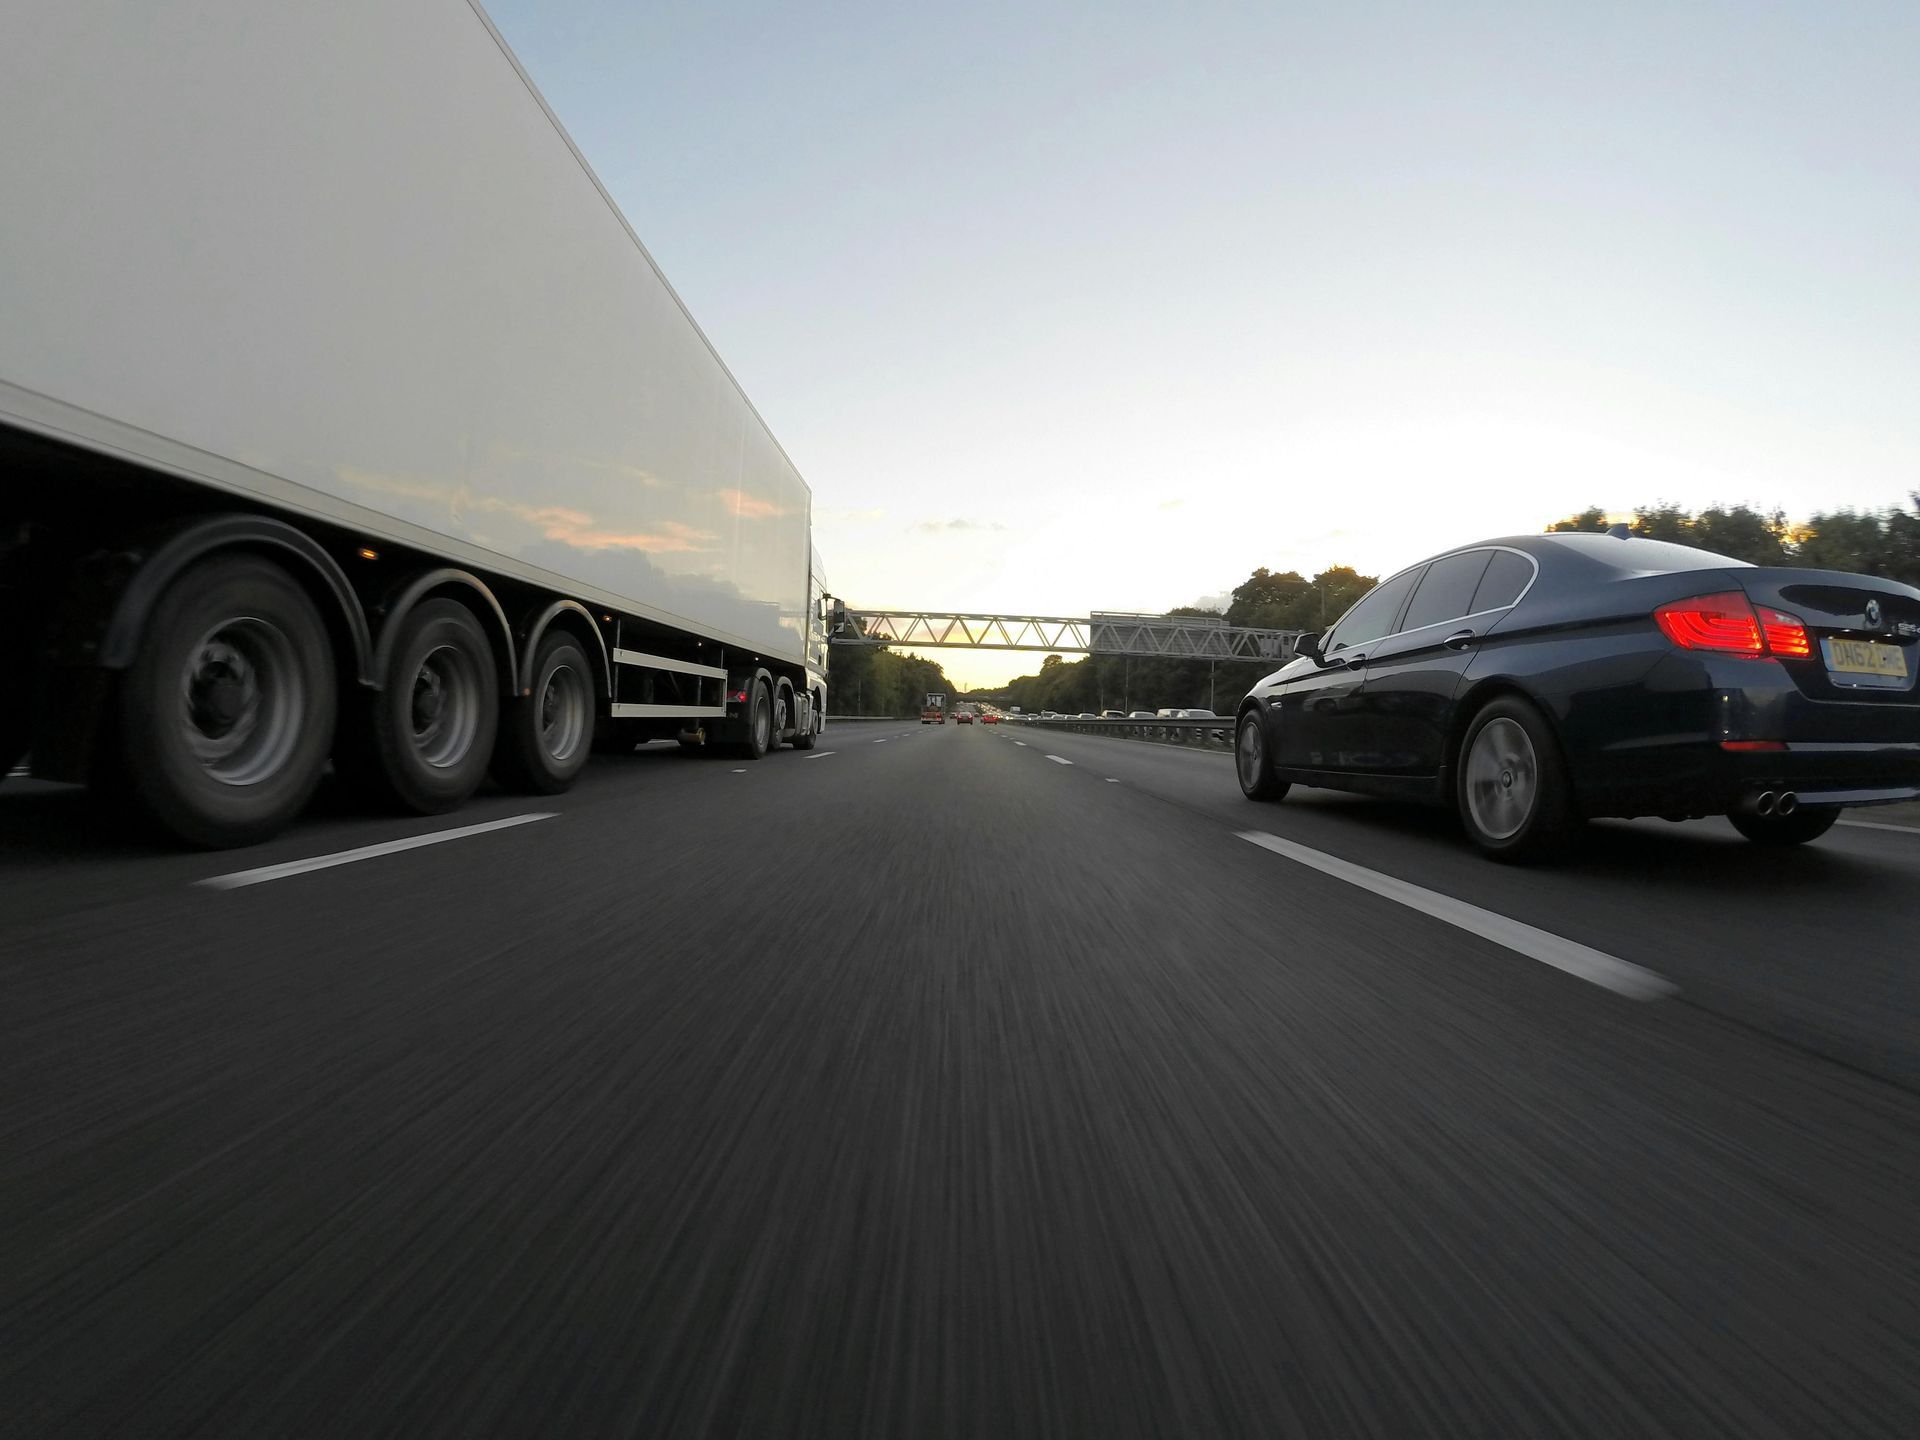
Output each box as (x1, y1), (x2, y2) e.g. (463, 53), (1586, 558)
(791, 696), (818, 750)
(493, 631), (594, 794)
(1728, 806), (1840, 846)
(366, 598), (498, 813)
(1456, 695), (1578, 863)
(737, 679), (772, 760)
(118, 554), (336, 847)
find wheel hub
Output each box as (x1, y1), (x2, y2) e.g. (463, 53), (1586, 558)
(1464, 717), (1539, 841)
(178, 620), (301, 786)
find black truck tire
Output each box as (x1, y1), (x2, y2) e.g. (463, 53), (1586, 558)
(118, 553), (336, 847)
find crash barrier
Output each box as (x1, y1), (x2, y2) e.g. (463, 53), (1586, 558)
(1024, 717), (1235, 750)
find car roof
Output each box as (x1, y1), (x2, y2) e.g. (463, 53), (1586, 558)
(1474, 532), (1752, 576)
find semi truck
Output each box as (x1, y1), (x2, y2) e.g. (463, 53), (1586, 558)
(0, 0), (830, 847)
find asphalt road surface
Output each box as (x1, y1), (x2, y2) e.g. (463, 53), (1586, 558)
(3, 722), (1917, 1438)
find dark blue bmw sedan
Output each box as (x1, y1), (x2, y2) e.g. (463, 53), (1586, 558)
(1234, 531), (1920, 861)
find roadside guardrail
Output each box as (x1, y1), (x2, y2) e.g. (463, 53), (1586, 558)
(1024, 717), (1236, 751)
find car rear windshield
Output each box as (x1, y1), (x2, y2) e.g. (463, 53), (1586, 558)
(1543, 533), (1751, 575)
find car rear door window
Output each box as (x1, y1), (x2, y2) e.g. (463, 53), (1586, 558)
(1326, 568), (1420, 652)
(1469, 550), (1534, 613)
(1400, 550), (1493, 633)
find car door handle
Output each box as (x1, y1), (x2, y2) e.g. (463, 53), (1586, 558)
(1442, 630), (1475, 651)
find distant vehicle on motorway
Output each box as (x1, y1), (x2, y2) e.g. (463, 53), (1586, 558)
(1181, 708), (1218, 719)
(1101, 709), (1126, 719)
(1128, 711), (1157, 719)
(1234, 532), (1920, 861)
(981, 713), (1000, 724)
(956, 711), (974, 725)
(1076, 713), (1097, 720)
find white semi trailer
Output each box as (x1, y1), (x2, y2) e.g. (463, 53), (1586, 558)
(0, 0), (831, 846)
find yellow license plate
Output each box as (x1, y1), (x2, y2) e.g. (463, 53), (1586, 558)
(1824, 638), (1909, 678)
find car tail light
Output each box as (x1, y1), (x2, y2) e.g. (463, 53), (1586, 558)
(1758, 607), (1811, 658)
(1654, 592), (1763, 655)
(729, 689), (748, 703)
(1719, 739), (1787, 752)
(1654, 592), (1813, 660)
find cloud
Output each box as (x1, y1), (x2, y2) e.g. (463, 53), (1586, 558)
(336, 467), (716, 554)
(913, 517), (1009, 533)
(716, 488), (789, 519)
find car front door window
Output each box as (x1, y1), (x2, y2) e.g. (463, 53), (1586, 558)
(1326, 569), (1420, 656)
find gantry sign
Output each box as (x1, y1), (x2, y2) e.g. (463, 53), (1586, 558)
(828, 606), (1303, 663)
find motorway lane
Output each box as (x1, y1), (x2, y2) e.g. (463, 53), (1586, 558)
(1002, 724), (1920, 1088)
(3, 720), (1919, 1437)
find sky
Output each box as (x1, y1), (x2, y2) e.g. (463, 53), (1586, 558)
(486, 0), (1920, 689)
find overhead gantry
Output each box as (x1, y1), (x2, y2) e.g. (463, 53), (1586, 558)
(827, 605), (1303, 664)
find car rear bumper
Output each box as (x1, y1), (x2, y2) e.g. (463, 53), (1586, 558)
(1573, 739), (1920, 817)
(1555, 651), (1920, 817)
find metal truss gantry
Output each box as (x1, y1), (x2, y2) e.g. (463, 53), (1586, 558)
(829, 607), (1301, 663)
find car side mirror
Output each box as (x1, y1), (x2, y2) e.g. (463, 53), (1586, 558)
(1296, 631), (1324, 665)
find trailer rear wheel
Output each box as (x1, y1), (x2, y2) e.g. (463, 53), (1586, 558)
(118, 554), (335, 846)
(493, 631), (594, 794)
(365, 598), (497, 813)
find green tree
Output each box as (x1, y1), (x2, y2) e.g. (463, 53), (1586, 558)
(1630, 503), (1694, 545)
(1691, 504), (1789, 564)
(1546, 507), (1610, 533)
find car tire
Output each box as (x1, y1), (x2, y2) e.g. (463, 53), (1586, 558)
(1728, 805), (1840, 846)
(1456, 695), (1578, 863)
(1235, 708), (1289, 802)
(493, 631), (595, 795)
(362, 597), (499, 814)
(118, 553), (336, 847)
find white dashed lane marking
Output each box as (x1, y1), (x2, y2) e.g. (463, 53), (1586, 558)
(1236, 829), (1677, 1001)
(199, 813), (558, 891)
(1047, 756), (1073, 766)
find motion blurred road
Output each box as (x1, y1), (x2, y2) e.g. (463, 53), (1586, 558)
(3, 723), (1918, 1437)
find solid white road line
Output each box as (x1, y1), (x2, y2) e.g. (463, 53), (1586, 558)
(1236, 830), (1677, 1001)
(1838, 818), (1920, 835)
(199, 813), (558, 891)
(1047, 755), (1073, 766)
(804, 750), (837, 760)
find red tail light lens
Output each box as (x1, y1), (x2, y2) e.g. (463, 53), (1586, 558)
(1654, 592), (1812, 659)
(1654, 592), (1763, 655)
(1759, 607), (1811, 658)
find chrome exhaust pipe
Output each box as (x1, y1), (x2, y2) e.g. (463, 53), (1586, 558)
(1776, 792), (1798, 816)
(1749, 790), (1777, 817)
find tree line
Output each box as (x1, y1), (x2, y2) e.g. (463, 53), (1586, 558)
(822, 637), (957, 718)
(1546, 496), (1920, 584)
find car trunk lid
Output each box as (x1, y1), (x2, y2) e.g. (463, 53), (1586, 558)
(1733, 568), (1920, 704)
